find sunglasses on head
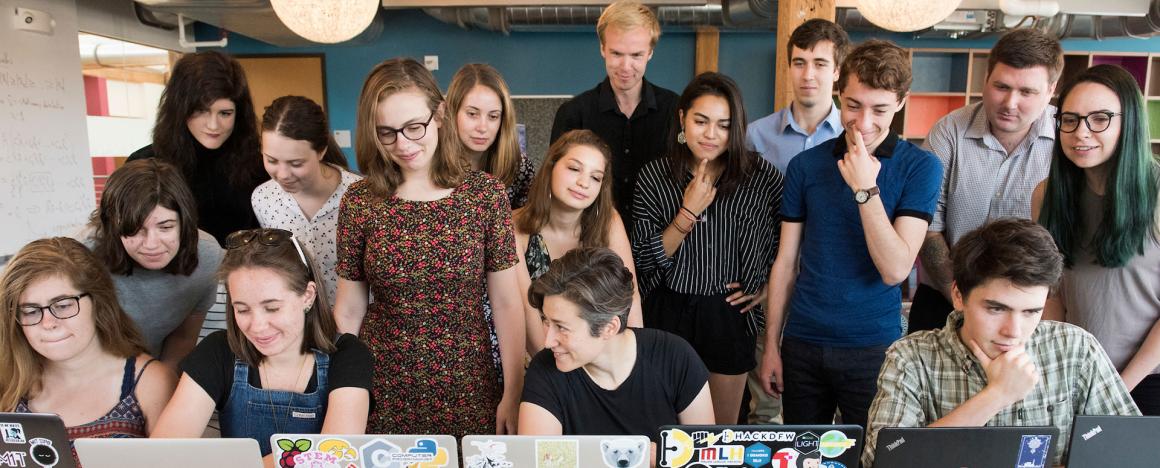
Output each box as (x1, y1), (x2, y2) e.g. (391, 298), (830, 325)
(224, 228), (312, 277)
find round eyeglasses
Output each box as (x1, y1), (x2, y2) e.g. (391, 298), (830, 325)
(377, 113), (435, 145)
(18, 293), (89, 326)
(1057, 111), (1121, 134)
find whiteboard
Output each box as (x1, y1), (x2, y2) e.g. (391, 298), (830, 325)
(0, 0), (94, 261)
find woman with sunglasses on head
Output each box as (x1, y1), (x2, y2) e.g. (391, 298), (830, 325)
(515, 129), (643, 354)
(253, 95), (363, 307)
(1033, 64), (1160, 415)
(152, 229), (372, 463)
(128, 50), (268, 246)
(85, 159), (223, 368)
(631, 72), (783, 424)
(333, 58), (525, 436)
(1, 238), (176, 447)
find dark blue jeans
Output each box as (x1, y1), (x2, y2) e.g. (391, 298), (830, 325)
(780, 336), (889, 428)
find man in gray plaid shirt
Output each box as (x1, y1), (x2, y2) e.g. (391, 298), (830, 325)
(864, 218), (1139, 467)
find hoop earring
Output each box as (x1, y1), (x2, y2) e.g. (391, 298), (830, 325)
(677, 131), (686, 145)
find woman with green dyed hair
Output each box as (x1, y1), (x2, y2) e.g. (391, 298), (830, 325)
(1032, 64), (1160, 415)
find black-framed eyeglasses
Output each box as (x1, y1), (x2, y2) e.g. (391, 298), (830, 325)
(225, 228), (312, 277)
(18, 293), (90, 326)
(1057, 111), (1122, 133)
(377, 113), (434, 145)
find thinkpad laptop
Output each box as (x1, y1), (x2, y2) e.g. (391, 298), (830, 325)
(1065, 415), (1160, 467)
(658, 425), (863, 468)
(873, 426), (1058, 468)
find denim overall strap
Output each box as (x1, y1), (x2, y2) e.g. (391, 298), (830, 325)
(220, 350), (331, 456)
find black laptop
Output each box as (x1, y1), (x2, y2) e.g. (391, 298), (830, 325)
(0, 412), (77, 468)
(658, 424), (863, 468)
(1065, 415), (1160, 467)
(873, 426), (1058, 468)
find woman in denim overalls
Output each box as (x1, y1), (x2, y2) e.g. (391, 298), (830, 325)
(153, 228), (373, 465)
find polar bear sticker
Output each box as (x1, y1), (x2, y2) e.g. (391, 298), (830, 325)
(601, 439), (646, 468)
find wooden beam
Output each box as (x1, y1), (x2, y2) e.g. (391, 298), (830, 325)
(774, 0), (836, 111)
(81, 67), (167, 85)
(695, 27), (720, 76)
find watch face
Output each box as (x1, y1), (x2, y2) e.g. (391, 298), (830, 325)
(855, 191), (868, 203)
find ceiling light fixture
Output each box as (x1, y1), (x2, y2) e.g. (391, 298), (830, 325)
(270, 0), (379, 44)
(857, 0), (963, 32)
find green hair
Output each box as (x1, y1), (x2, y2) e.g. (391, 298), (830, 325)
(1040, 64), (1159, 268)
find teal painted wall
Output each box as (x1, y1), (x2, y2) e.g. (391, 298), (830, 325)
(201, 9), (1160, 164)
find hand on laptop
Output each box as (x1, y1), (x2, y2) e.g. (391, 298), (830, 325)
(969, 339), (1039, 406)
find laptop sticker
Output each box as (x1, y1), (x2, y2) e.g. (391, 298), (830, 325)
(794, 432), (819, 455)
(403, 438), (449, 468)
(316, 438), (359, 465)
(465, 439), (512, 468)
(27, 438), (59, 468)
(535, 439), (578, 468)
(600, 438), (646, 468)
(1015, 434), (1051, 468)
(798, 452), (821, 468)
(743, 443), (772, 467)
(820, 462), (847, 468)
(817, 431), (856, 458)
(276, 438), (314, 468)
(659, 428), (694, 467)
(772, 448), (799, 468)
(0, 424), (24, 444)
(689, 430), (744, 465)
(0, 451), (28, 467)
(359, 438), (401, 468)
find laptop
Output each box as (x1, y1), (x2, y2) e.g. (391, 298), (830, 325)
(1065, 415), (1160, 467)
(658, 425), (863, 468)
(0, 412), (76, 468)
(873, 426), (1059, 468)
(271, 434), (459, 468)
(74, 438), (262, 468)
(461, 434), (651, 468)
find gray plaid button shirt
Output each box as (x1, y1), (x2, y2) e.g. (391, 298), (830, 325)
(864, 311), (1140, 467)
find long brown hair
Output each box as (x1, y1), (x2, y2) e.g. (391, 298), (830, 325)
(261, 95), (350, 170)
(218, 231), (337, 368)
(515, 129), (614, 248)
(88, 159), (200, 276)
(668, 72), (758, 198)
(0, 238), (147, 410)
(151, 50), (264, 191)
(445, 64), (522, 186)
(354, 58), (465, 198)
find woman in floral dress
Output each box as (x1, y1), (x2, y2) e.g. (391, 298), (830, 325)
(332, 58), (525, 435)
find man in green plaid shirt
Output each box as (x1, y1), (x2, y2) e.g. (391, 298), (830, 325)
(864, 218), (1139, 467)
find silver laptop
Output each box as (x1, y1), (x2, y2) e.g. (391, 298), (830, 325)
(461, 434), (650, 468)
(74, 438), (262, 468)
(0, 412), (76, 468)
(271, 433), (459, 468)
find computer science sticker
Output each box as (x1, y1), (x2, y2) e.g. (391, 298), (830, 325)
(1016, 434), (1051, 468)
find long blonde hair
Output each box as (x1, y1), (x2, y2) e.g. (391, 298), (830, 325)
(0, 238), (146, 410)
(354, 57), (465, 198)
(445, 63), (522, 186)
(515, 130), (614, 248)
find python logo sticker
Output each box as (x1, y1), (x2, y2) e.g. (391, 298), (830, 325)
(659, 428), (694, 467)
(817, 431), (855, 458)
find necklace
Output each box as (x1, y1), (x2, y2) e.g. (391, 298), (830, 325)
(259, 353), (312, 434)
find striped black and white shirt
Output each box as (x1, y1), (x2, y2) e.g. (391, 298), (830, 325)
(631, 155), (784, 312)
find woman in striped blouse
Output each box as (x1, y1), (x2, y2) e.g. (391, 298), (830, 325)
(631, 72), (783, 424)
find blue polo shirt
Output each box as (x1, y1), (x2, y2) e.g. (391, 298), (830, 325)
(782, 132), (943, 347)
(745, 103), (843, 174)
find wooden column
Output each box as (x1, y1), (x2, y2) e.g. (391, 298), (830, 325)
(774, 0), (836, 110)
(695, 26), (720, 75)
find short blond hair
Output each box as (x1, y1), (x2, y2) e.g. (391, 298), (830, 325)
(597, 1), (661, 49)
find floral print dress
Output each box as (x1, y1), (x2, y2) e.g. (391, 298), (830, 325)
(336, 171), (517, 436)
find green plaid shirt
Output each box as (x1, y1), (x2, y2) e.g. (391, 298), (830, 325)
(864, 311), (1140, 467)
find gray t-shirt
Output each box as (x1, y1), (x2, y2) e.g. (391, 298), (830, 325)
(1061, 186), (1160, 374)
(105, 230), (223, 355)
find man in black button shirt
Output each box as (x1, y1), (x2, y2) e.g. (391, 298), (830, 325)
(550, 0), (678, 236)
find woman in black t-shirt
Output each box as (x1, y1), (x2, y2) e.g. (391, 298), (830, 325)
(152, 228), (372, 464)
(519, 247), (714, 451)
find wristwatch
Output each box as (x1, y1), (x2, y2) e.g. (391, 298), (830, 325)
(854, 186), (880, 204)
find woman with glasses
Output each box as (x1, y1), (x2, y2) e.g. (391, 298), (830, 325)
(1033, 64), (1160, 414)
(514, 129), (643, 354)
(253, 95), (362, 307)
(333, 57), (525, 436)
(85, 159), (222, 367)
(127, 51), (268, 246)
(153, 228), (372, 461)
(1, 238), (176, 445)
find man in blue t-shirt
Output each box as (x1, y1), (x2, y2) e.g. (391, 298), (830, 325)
(757, 39), (943, 428)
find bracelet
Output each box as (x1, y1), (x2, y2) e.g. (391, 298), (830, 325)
(672, 220), (693, 234)
(679, 206), (699, 222)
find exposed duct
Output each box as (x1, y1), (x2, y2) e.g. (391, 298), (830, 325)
(1035, 0), (1160, 39)
(423, 0), (772, 34)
